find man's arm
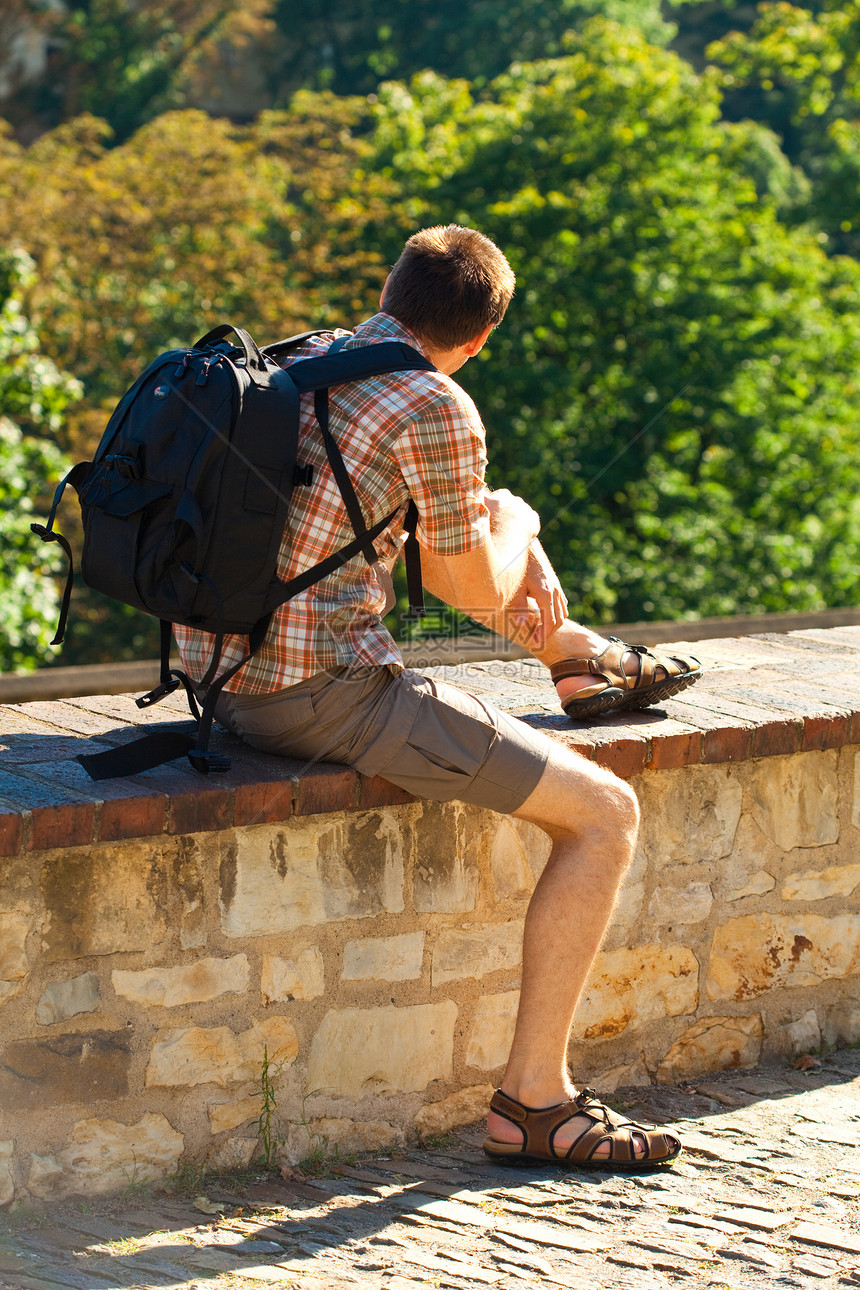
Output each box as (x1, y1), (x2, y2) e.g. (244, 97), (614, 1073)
(419, 489), (567, 649)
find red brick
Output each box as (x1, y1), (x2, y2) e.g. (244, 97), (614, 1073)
(648, 724), (703, 770)
(98, 791), (167, 842)
(589, 722), (650, 778)
(358, 775), (416, 809)
(167, 783), (233, 835)
(803, 712), (851, 752)
(701, 722), (754, 764)
(751, 717), (803, 758)
(233, 776), (293, 828)
(664, 695), (755, 765)
(30, 801), (95, 851)
(293, 765), (358, 816)
(0, 808), (24, 856)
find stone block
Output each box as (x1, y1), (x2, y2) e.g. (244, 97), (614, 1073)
(172, 836), (207, 951)
(591, 1060), (652, 1094)
(220, 813), (405, 938)
(656, 1015), (763, 1082)
(490, 818), (549, 897)
(822, 997), (860, 1047)
(707, 913), (860, 1001)
(146, 1016), (298, 1089)
(412, 803), (479, 913)
(638, 765), (742, 866)
(612, 844), (646, 935)
(747, 750), (838, 851)
(27, 1113), (183, 1199)
(209, 1094), (260, 1135)
(647, 881), (713, 926)
(36, 972), (101, 1026)
(112, 956), (250, 1008)
(573, 944), (699, 1040)
(781, 863), (860, 902)
(307, 1002), (457, 1097)
(0, 910), (29, 1006)
(414, 1085), (494, 1137)
(490, 818), (532, 899)
(0, 1031), (132, 1111)
(209, 1136), (257, 1170)
(0, 1141), (12, 1208)
(431, 922), (522, 987)
(41, 841), (169, 961)
(285, 1117), (402, 1165)
(342, 932), (425, 983)
(261, 948), (325, 1002)
(726, 870), (776, 901)
(465, 991), (518, 1071)
(780, 1008), (821, 1056)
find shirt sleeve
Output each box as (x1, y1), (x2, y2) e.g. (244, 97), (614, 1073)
(391, 383), (490, 556)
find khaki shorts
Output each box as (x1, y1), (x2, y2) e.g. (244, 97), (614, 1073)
(213, 666), (550, 814)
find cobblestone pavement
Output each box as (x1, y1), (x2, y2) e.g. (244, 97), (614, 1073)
(2, 1054), (858, 1290)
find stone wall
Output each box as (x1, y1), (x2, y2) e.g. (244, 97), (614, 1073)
(1, 628), (859, 1206)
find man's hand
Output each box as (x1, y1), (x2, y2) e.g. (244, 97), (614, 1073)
(484, 488), (540, 543)
(508, 541), (568, 649)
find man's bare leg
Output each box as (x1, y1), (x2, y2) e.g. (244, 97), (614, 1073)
(485, 743), (643, 1157)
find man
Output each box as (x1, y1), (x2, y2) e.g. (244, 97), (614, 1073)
(175, 225), (699, 1171)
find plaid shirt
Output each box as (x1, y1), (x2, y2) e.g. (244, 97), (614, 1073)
(174, 313), (490, 693)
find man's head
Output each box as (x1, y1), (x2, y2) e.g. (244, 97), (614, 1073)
(381, 225), (515, 353)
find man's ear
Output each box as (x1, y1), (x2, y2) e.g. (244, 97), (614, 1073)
(380, 275), (390, 309)
(463, 324), (494, 358)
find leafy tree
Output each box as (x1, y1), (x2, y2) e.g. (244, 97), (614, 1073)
(267, 0), (674, 98)
(706, 0), (860, 255)
(0, 102), (395, 424)
(1, 0), (275, 143)
(0, 249), (78, 672)
(370, 23), (860, 623)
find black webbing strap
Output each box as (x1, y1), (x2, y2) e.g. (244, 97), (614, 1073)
(77, 729), (197, 781)
(313, 387), (380, 569)
(187, 614), (272, 772)
(30, 462), (89, 646)
(403, 501), (425, 618)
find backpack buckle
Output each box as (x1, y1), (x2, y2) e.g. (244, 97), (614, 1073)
(136, 677), (182, 708)
(187, 748), (231, 774)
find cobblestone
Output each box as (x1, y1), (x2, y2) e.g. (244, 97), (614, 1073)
(1, 1052), (858, 1290)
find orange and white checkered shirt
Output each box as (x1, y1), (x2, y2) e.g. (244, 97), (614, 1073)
(173, 313), (490, 693)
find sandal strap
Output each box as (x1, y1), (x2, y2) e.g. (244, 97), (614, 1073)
(489, 1086), (680, 1165)
(489, 1088), (584, 1157)
(549, 639), (628, 687)
(551, 639), (700, 694)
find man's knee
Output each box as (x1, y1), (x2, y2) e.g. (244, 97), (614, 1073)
(514, 747), (640, 850)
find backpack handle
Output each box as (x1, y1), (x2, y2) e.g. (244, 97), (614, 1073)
(194, 324), (267, 373)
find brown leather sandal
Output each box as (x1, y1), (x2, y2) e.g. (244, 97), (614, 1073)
(551, 636), (702, 720)
(483, 1087), (682, 1172)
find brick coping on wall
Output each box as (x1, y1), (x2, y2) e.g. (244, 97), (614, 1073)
(0, 625), (858, 858)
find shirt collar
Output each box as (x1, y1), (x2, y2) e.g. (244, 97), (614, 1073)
(352, 312), (433, 361)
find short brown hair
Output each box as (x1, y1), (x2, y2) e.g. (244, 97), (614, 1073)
(381, 224), (515, 350)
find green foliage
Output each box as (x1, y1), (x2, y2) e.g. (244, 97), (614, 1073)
(4, 0), (275, 143)
(371, 23), (860, 621)
(4, 10), (860, 658)
(706, 0), (860, 254)
(268, 0), (674, 98)
(0, 249), (77, 671)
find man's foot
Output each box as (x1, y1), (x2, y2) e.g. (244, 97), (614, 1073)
(484, 1087), (681, 1171)
(552, 638), (702, 720)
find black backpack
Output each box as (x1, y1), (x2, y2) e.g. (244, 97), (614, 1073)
(33, 324), (434, 776)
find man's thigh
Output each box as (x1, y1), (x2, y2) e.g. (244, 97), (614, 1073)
(217, 666), (550, 815)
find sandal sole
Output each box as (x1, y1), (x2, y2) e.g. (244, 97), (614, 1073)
(560, 686), (626, 721)
(483, 1144), (683, 1174)
(618, 667), (702, 711)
